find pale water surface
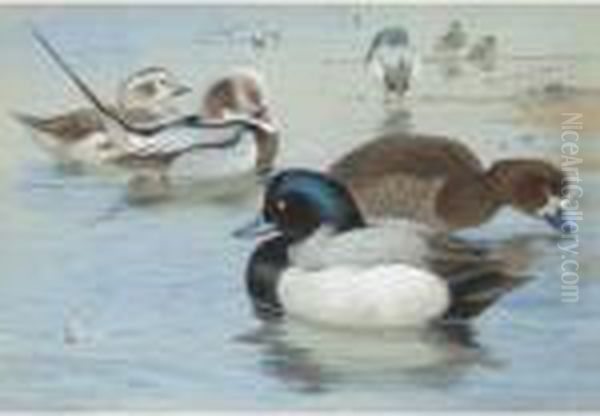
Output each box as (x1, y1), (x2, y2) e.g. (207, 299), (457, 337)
(0, 5), (599, 410)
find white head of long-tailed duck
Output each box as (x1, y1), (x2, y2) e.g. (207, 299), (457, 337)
(14, 66), (191, 166)
(116, 66), (192, 125)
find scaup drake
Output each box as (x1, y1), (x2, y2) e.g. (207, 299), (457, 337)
(235, 169), (528, 329)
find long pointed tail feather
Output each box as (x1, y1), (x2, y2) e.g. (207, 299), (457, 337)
(11, 111), (45, 129)
(443, 267), (532, 321)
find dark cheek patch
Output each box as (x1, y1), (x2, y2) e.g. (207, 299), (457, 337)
(137, 82), (157, 97)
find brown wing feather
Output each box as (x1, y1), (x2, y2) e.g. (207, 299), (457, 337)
(15, 105), (161, 144)
(16, 108), (104, 142)
(329, 133), (487, 227)
(329, 133), (485, 186)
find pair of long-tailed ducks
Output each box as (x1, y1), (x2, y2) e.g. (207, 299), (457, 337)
(16, 31), (279, 190)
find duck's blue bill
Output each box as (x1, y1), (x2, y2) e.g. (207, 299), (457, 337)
(233, 215), (278, 239)
(544, 208), (567, 231)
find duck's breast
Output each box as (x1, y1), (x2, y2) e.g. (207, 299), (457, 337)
(278, 264), (450, 329)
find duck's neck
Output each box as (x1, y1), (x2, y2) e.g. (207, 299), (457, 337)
(202, 104), (277, 175)
(254, 129), (279, 174)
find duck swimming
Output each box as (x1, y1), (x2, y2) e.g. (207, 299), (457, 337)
(434, 20), (468, 78)
(329, 133), (567, 232)
(174, 68), (279, 181)
(435, 20), (468, 54)
(24, 30), (280, 195)
(14, 66), (191, 166)
(107, 70), (279, 199)
(235, 169), (528, 329)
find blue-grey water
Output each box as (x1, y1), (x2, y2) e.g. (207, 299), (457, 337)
(0, 5), (599, 410)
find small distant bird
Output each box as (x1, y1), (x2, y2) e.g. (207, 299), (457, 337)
(467, 35), (498, 72)
(14, 66), (191, 166)
(365, 26), (418, 99)
(435, 20), (468, 54)
(248, 28), (281, 52)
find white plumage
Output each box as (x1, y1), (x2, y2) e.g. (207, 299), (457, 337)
(279, 263), (450, 329)
(281, 222), (450, 329)
(288, 221), (433, 271)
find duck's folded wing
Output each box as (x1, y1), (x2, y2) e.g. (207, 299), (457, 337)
(13, 108), (103, 142)
(329, 135), (487, 222)
(329, 134), (485, 184)
(128, 125), (245, 157)
(289, 220), (434, 271)
(101, 113), (247, 161)
(426, 236), (534, 321)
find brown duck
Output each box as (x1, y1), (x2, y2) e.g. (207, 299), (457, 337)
(329, 133), (566, 231)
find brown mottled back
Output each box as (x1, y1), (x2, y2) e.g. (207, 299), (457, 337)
(15, 106), (162, 144)
(329, 133), (498, 230)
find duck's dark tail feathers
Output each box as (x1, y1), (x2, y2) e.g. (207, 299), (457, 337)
(428, 236), (533, 322)
(442, 265), (531, 321)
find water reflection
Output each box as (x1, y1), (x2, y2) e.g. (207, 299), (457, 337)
(381, 105), (413, 133)
(236, 320), (497, 395)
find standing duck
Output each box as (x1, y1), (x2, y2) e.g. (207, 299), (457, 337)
(365, 26), (418, 100)
(236, 169), (529, 328)
(329, 133), (567, 232)
(434, 20), (468, 78)
(14, 66), (191, 166)
(435, 20), (468, 54)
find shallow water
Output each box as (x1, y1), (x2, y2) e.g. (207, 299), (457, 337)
(0, 5), (599, 410)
